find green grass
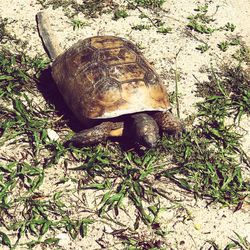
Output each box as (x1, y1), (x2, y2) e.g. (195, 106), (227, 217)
(0, 48), (96, 248)
(0, 163), (94, 247)
(159, 64), (250, 203)
(132, 0), (165, 8)
(70, 19), (88, 30)
(187, 5), (238, 35)
(0, 50), (59, 161)
(233, 45), (250, 63)
(187, 4), (216, 34)
(0, 17), (14, 43)
(1, 46), (250, 249)
(196, 43), (210, 53)
(224, 22), (236, 32)
(132, 24), (151, 31)
(187, 19), (215, 34)
(217, 38), (242, 52)
(186, 4), (245, 58)
(227, 232), (250, 250)
(37, 0), (115, 18)
(218, 41), (229, 52)
(76, 148), (165, 225)
(206, 232), (250, 250)
(196, 65), (250, 121)
(1, 6), (250, 249)
(114, 229), (167, 249)
(157, 26), (172, 34)
(113, 9), (129, 20)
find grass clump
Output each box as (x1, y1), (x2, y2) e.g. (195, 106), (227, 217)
(196, 43), (210, 53)
(113, 9), (129, 20)
(187, 5), (237, 35)
(217, 38), (241, 52)
(161, 124), (245, 204)
(73, 146), (164, 225)
(0, 162), (94, 248)
(72, 0), (114, 17)
(130, 0), (165, 8)
(0, 17), (13, 43)
(157, 26), (172, 34)
(114, 229), (166, 249)
(1, 7), (250, 248)
(196, 65), (250, 120)
(132, 24), (151, 31)
(207, 232), (250, 249)
(0, 49), (57, 161)
(159, 65), (250, 204)
(227, 232), (250, 249)
(187, 4), (216, 34)
(37, 0), (116, 18)
(218, 41), (229, 52)
(0, 47), (95, 248)
(224, 22), (236, 32)
(0, 50), (48, 98)
(70, 19), (88, 30)
(233, 45), (250, 63)
(37, 0), (73, 10)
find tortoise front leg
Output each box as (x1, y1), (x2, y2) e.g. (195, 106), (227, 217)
(68, 121), (124, 146)
(153, 111), (184, 135)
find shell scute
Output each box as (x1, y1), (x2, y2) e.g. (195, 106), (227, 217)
(90, 36), (124, 49)
(65, 42), (96, 76)
(99, 48), (137, 66)
(108, 63), (146, 82)
(83, 63), (107, 85)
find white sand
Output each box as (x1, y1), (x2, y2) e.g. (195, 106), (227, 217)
(0, 0), (250, 249)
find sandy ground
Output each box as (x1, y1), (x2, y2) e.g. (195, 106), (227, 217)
(0, 0), (250, 249)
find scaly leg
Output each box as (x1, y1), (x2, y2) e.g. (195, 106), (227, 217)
(153, 111), (184, 135)
(68, 121), (124, 146)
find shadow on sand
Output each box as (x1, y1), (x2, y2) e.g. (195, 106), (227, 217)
(37, 67), (137, 152)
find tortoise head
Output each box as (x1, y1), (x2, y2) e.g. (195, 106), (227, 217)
(131, 113), (160, 148)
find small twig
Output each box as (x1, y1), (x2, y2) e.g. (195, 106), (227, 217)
(174, 47), (182, 118)
(124, 0), (158, 28)
(192, 74), (202, 85)
(211, 5), (220, 18)
(160, 8), (185, 24)
(185, 29), (208, 44)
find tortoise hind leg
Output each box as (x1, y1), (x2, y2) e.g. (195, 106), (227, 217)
(68, 121), (124, 146)
(153, 111), (184, 135)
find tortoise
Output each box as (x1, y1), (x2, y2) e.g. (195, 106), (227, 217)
(36, 11), (183, 148)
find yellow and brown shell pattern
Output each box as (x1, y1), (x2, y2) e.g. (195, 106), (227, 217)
(52, 36), (170, 123)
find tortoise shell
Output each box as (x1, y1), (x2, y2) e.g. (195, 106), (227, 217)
(52, 36), (170, 123)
